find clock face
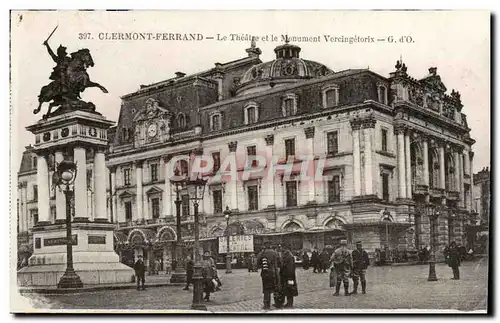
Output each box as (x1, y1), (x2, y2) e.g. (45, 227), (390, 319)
(147, 124), (157, 138)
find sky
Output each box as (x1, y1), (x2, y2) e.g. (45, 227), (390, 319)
(10, 10), (490, 173)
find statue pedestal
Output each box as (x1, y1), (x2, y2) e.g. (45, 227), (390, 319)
(18, 110), (134, 287)
(18, 222), (134, 286)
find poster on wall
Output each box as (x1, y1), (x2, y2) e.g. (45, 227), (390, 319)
(218, 235), (254, 254)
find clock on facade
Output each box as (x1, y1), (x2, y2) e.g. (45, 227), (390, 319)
(147, 123), (157, 138)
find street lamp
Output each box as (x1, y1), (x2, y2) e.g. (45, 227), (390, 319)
(382, 208), (391, 264)
(185, 176), (207, 311)
(224, 206), (232, 274)
(170, 169), (186, 284)
(426, 203), (438, 281)
(55, 160), (83, 288)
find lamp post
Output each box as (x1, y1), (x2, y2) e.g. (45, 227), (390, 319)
(426, 203), (438, 281)
(170, 172), (186, 283)
(185, 176), (207, 311)
(382, 208), (391, 264)
(55, 160), (83, 288)
(224, 206), (232, 274)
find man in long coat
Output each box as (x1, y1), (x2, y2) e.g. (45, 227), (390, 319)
(257, 243), (279, 310)
(448, 241), (461, 280)
(134, 255), (146, 291)
(280, 244), (299, 308)
(330, 239), (352, 296)
(351, 241), (370, 294)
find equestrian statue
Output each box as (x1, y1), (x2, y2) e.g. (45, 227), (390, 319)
(33, 26), (108, 119)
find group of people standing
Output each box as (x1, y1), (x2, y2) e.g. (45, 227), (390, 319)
(257, 243), (298, 310)
(330, 240), (370, 296)
(303, 249), (330, 273)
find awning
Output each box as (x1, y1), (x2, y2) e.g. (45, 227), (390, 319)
(127, 228), (156, 244)
(344, 221), (412, 229)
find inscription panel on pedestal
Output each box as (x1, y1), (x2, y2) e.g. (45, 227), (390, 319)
(44, 234), (78, 246)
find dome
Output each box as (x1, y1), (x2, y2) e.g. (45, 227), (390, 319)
(236, 42), (334, 96)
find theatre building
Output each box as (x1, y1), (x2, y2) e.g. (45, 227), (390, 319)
(17, 40), (477, 269)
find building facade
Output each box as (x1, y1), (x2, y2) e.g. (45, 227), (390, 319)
(18, 41), (477, 269)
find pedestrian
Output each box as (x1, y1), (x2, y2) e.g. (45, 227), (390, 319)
(280, 243), (298, 308)
(444, 244), (450, 265)
(183, 255), (194, 290)
(320, 249), (329, 273)
(273, 245), (285, 308)
(302, 251), (310, 270)
(351, 241), (369, 294)
(448, 241), (461, 280)
(257, 243), (279, 310)
(134, 255), (146, 291)
(311, 251), (320, 273)
(330, 239), (352, 296)
(202, 251), (215, 301)
(154, 258), (160, 275)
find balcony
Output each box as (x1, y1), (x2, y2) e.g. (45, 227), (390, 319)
(413, 184), (429, 196)
(446, 190), (460, 201)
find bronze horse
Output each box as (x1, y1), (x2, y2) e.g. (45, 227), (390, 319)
(34, 48), (108, 118)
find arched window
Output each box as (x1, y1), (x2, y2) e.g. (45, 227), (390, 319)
(445, 153), (455, 191)
(210, 112), (223, 131)
(322, 84), (339, 108)
(283, 221), (301, 232)
(282, 93), (298, 117)
(244, 102), (259, 125)
(429, 149), (440, 189)
(377, 82), (388, 105)
(177, 113), (187, 129)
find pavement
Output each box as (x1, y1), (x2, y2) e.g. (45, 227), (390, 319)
(17, 258), (488, 313)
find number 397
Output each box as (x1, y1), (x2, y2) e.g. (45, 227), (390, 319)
(78, 33), (92, 40)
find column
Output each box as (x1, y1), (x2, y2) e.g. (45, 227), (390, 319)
(163, 156), (173, 217)
(135, 160), (144, 221)
(21, 183), (28, 231)
(396, 127), (407, 198)
(439, 144), (446, 190)
(351, 121), (362, 196)
(265, 135), (275, 208)
(364, 119), (375, 195)
(304, 127), (316, 202)
(228, 141), (238, 210)
(73, 147), (88, 221)
(18, 184), (24, 232)
(54, 151), (65, 223)
(109, 166), (117, 223)
(457, 150), (464, 207)
(422, 137), (430, 187)
(405, 130), (412, 199)
(463, 149), (470, 176)
(36, 154), (50, 224)
(454, 150), (461, 192)
(94, 149), (108, 221)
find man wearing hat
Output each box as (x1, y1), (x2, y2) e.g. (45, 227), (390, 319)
(201, 251), (216, 301)
(134, 254), (146, 291)
(351, 241), (370, 294)
(330, 239), (352, 296)
(257, 242), (280, 310)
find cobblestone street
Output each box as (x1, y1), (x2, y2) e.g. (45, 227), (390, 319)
(21, 259), (488, 313)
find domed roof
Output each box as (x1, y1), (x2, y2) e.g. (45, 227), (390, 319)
(236, 42), (333, 96)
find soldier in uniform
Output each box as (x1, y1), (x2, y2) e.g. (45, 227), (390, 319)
(351, 241), (370, 294)
(330, 239), (352, 296)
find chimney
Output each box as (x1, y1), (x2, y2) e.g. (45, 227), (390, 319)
(175, 72), (186, 78)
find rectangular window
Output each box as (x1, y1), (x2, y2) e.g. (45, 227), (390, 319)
(125, 201), (132, 221)
(33, 185), (38, 201)
(151, 198), (160, 219)
(285, 138), (295, 159)
(328, 175), (341, 203)
(212, 152), (221, 173)
(212, 115), (220, 131)
(285, 181), (298, 207)
(326, 131), (339, 155)
(378, 86), (387, 105)
(31, 210), (38, 225)
(247, 107), (256, 124)
(212, 189), (223, 214)
(150, 163), (158, 182)
(124, 168), (131, 186)
(284, 99), (294, 116)
(181, 194), (190, 216)
(86, 169), (93, 189)
(381, 129), (388, 152)
(248, 185), (259, 210)
(382, 173), (390, 201)
(247, 145), (257, 167)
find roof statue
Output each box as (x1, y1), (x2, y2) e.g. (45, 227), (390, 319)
(33, 26), (109, 119)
